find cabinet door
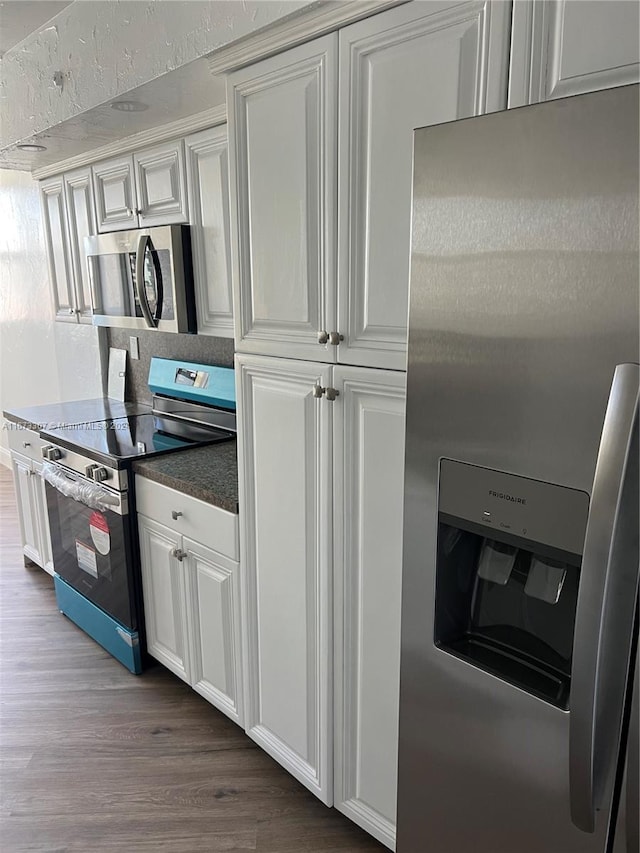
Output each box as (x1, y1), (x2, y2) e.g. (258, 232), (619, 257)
(134, 140), (188, 227)
(92, 155), (137, 232)
(183, 537), (243, 724)
(228, 35), (338, 362)
(236, 354), (333, 803)
(185, 127), (234, 338)
(138, 514), (190, 683)
(64, 167), (96, 323)
(509, 0), (640, 107)
(40, 176), (76, 322)
(33, 461), (54, 576)
(338, 1), (510, 370)
(333, 367), (406, 850)
(11, 453), (43, 567)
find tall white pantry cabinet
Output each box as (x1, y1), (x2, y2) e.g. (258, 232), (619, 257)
(228, 1), (511, 848)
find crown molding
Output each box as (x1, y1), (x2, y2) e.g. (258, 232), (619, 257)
(207, 0), (408, 75)
(33, 104), (227, 181)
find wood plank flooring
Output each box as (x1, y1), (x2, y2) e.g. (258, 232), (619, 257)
(0, 466), (385, 852)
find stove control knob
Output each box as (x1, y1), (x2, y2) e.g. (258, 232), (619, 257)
(92, 467), (109, 483)
(85, 464), (98, 478)
(43, 446), (62, 461)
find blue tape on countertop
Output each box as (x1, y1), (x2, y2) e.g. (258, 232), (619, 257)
(148, 358), (236, 410)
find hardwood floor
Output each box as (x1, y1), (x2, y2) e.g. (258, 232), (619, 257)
(0, 466), (385, 853)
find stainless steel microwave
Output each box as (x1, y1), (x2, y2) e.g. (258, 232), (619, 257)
(85, 225), (196, 333)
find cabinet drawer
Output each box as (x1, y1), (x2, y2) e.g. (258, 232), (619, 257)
(6, 426), (44, 463)
(134, 475), (238, 559)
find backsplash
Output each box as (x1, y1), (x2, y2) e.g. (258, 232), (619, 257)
(108, 329), (235, 405)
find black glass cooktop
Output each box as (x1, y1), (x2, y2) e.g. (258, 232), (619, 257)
(40, 414), (233, 467)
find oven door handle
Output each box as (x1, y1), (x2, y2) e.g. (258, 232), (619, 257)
(135, 234), (158, 329)
(42, 462), (126, 515)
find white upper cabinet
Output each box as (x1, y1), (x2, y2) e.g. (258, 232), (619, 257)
(93, 140), (188, 232)
(337, 0), (511, 370)
(133, 140), (189, 227)
(228, 35), (338, 362)
(185, 126), (234, 338)
(64, 167), (96, 323)
(40, 176), (76, 322)
(92, 155), (138, 232)
(509, 0), (640, 107)
(227, 4), (510, 369)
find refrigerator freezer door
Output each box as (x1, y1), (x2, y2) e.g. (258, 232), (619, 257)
(398, 85), (639, 853)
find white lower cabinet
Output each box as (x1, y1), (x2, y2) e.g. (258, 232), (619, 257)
(236, 355), (333, 803)
(8, 428), (54, 575)
(333, 367), (406, 850)
(236, 355), (406, 842)
(136, 478), (243, 725)
(138, 514), (190, 683)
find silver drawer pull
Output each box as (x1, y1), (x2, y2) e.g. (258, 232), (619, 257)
(171, 510), (183, 520)
(22, 441), (31, 448)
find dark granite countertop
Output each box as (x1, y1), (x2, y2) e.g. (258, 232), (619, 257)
(133, 441), (238, 514)
(3, 398), (151, 430)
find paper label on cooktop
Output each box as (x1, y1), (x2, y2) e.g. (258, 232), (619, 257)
(89, 511), (111, 555)
(76, 540), (98, 577)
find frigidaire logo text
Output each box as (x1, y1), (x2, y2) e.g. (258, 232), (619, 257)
(489, 490), (526, 505)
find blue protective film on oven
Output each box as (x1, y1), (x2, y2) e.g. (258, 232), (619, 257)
(148, 358), (236, 409)
(54, 575), (142, 674)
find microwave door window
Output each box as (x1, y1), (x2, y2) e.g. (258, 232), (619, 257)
(143, 244), (160, 319)
(93, 253), (135, 317)
(149, 248), (175, 321)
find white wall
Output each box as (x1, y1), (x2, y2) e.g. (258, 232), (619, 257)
(0, 170), (103, 462)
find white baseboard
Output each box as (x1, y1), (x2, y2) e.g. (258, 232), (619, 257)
(0, 446), (11, 469)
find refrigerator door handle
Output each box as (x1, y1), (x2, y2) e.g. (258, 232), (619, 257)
(570, 363), (640, 834)
(627, 643), (639, 853)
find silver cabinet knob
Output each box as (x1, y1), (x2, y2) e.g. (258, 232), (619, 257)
(328, 332), (344, 346)
(312, 384), (325, 398)
(170, 547), (187, 562)
(68, 308), (75, 315)
(325, 387), (340, 402)
(317, 330), (329, 345)
(171, 510), (183, 520)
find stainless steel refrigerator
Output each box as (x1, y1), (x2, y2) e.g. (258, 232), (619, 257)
(397, 84), (639, 853)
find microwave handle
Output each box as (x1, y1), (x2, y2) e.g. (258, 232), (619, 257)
(135, 234), (158, 329)
(570, 363), (640, 833)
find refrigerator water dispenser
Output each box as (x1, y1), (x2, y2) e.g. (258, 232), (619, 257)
(435, 459), (590, 708)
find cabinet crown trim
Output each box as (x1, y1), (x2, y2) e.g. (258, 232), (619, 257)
(33, 105), (227, 181)
(207, 0), (407, 74)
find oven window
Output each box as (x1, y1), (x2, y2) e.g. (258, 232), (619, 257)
(45, 482), (138, 630)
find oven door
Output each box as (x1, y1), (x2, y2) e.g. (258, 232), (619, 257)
(44, 466), (138, 630)
(85, 225), (195, 333)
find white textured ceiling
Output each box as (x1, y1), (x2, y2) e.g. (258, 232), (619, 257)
(0, 0), (316, 172)
(0, 57), (228, 170)
(0, 0), (72, 57)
